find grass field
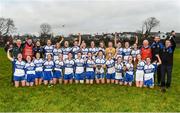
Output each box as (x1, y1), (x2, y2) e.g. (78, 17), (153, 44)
(0, 48), (180, 112)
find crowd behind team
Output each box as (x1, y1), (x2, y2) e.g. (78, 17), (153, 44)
(6, 31), (176, 92)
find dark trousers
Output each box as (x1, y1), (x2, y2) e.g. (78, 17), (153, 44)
(161, 65), (173, 87)
(157, 65), (161, 84)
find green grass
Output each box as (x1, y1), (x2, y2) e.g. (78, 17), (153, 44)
(0, 48), (180, 112)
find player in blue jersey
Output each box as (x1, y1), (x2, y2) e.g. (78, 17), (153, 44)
(124, 55), (134, 86)
(122, 41), (132, 62)
(80, 41), (89, 60)
(89, 41), (98, 60)
(74, 52), (85, 84)
(62, 41), (72, 60)
(72, 33), (81, 59)
(43, 54), (54, 85)
(7, 49), (26, 87)
(34, 52), (44, 85)
(144, 55), (161, 88)
(131, 43), (141, 62)
(53, 54), (64, 84)
(135, 54), (145, 88)
(95, 50), (106, 84)
(53, 42), (62, 61)
(64, 52), (75, 84)
(115, 56), (124, 85)
(85, 52), (95, 84)
(44, 39), (54, 59)
(25, 55), (35, 86)
(114, 32), (123, 59)
(106, 53), (115, 84)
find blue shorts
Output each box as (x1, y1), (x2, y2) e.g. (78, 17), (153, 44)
(124, 73), (134, 82)
(74, 73), (85, 80)
(64, 73), (74, 80)
(13, 76), (25, 81)
(144, 78), (153, 87)
(86, 71), (95, 80)
(35, 71), (43, 78)
(106, 73), (115, 79)
(95, 73), (104, 79)
(26, 74), (35, 82)
(43, 71), (53, 81)
(53, 71), (62, 79)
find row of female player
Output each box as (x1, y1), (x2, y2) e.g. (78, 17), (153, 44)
(7, 33), (161, 88)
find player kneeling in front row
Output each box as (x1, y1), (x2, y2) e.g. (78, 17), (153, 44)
(144, 55), (161, 88)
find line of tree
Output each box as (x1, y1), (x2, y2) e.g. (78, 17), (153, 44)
(0, 16), (160, 40)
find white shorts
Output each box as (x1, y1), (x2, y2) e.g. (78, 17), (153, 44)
(115, 73), (123, 80)
(135, 71), (144, 81)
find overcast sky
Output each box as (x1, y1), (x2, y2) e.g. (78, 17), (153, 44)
(0, 0), (180, 36)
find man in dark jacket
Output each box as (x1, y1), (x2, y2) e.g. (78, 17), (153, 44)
(11, 39), (23, 58)
(151, 36), (164, 86)
(161, 31), (176, 92)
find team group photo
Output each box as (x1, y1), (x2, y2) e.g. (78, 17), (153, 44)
(0, 0), (180, 112)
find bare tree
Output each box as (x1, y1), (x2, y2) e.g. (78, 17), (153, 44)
(0, 17), (16, 36)
(40, 23), (51, 35)
(143, 17), (160, 36)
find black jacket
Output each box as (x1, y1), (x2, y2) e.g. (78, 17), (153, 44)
(151, 41), (164, 62)
(161, 36), (176, 66)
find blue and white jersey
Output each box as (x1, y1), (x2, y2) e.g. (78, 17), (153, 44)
(131, 49), (141, 60)
(123, 48), (131, 61)
(53, 48), (62, 61)
(44, 45), (54, 58)
(144, 64), (157, 81)
(72, 46), (80, 59)
(106, 59), (115, 74)
(25, 62), (35, 75)
(136, 61), (145, 72)
(43, 60), (54, 72)
(62, 47), (72, 60)
(97, 47), (105, 53)
(115, 62), (123, 73)
(34, 58), (44, 72)
(95, 57), (106, 74)
(116, 47), (123, 58)
(54, 60), (64, 72)
(89, 47), (98, 54)
(74, 58), (85, 74)
(81, 48), (89, 59)
(125, 62), (134, 75)
(64, 59), (75, 75)
(86, 59), (95, 72)
(13, 59), (26, 77)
